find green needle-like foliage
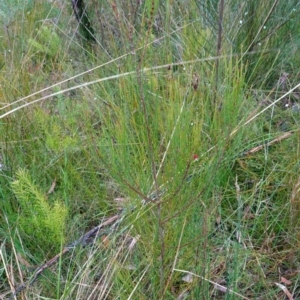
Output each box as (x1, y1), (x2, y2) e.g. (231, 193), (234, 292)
(1, 0), (300, 299)
(11, 169), (68, 253)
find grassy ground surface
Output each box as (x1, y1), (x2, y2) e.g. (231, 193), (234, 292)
(1, 0), (300, 299)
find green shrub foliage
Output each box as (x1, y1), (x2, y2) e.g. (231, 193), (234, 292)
(11, 169), (68, 252)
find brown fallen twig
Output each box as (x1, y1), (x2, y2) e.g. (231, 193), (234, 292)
(9, 213), (121, 300)
(241, 130), (294, 157)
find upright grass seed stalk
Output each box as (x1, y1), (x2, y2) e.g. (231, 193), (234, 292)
(137, 0), (166, 295)
(145, 0), (159, 20)
(214, 0), (224, 107)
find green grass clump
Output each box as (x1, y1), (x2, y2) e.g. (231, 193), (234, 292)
(1, 0), (300, 299)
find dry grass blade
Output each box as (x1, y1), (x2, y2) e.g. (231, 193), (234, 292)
(163, 217), (187, 297)
(9, 214), (121, 299)
(127, 265), (150, 300)
(0, 51), (269, 119)
(173, 269), (250, 300)
(275, 282), (294, 300)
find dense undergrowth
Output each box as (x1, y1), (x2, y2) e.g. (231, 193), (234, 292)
(1, 0), (300, 299)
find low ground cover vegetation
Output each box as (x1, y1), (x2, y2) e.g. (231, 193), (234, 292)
(1, 0), (300, 299)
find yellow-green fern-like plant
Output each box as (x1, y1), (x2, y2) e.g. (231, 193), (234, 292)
(28, 24), (61, 58)
(11, 169), (68, 252)
(34, 109), (79, 154)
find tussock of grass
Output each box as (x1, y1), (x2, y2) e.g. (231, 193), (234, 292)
(1, 0), (300, 299)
